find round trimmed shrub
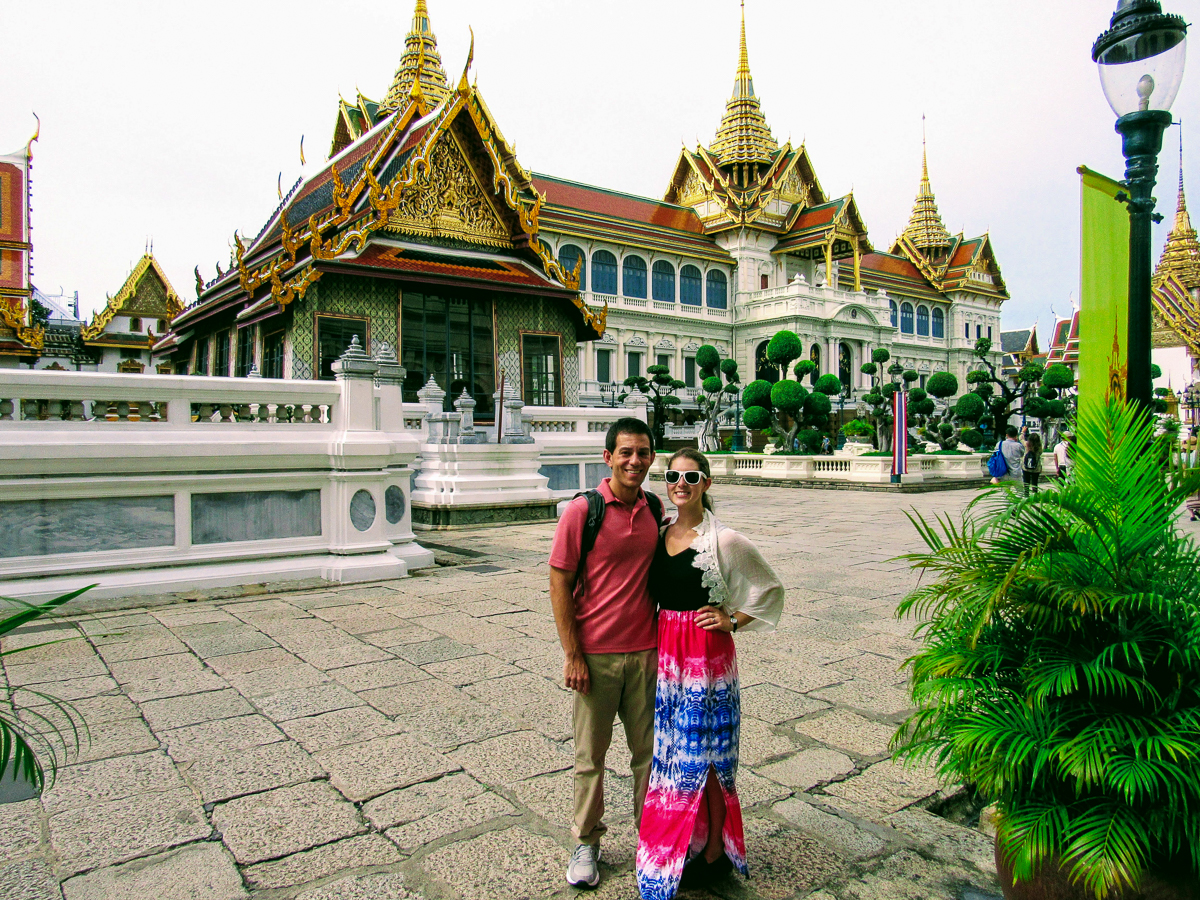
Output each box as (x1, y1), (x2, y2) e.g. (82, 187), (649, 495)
(872, 347), (891, 364)
(767, 330), (803, 366)
(771, 379), (807, 412)
(743, 406), (771, 430)
(742, 380), (772, 409)
(1048, 399), (1066, 418)
(926, 372), (958, 398)
(860, 362), (878, 376)
(908, 388), (928, 404)
(1042, 363), (1074, 390)
(1038, 385), (1059, 400)
(954, 392), (987, 421)
(646, 364), (669, 377)
(796, 428), (824, 453)
(805, 391), (831, 417)
(794, 359), (817, 381)
(813, 374), (842, 396)
(913, 398), (936, 416)
(701, 375), (723, 393)
(959, 427), (985, 449)
(939, 422), (955, 438)
(966, 369), (990, 384)
(863, 392), (884, 407)
(696, 345), (720, 371)
(902, 370), (919, 384)
(882, 382), (900, 398)
(719, 357), (738, 376)
(1024, 396), (1051, 420)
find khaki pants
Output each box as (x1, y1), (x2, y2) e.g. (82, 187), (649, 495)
(572, 648), (657, 845)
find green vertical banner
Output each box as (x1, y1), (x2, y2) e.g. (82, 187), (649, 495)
(1077, 166), (1130, 415)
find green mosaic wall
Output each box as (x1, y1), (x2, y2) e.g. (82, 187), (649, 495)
(495, 295), (580, 407)
(290, 274), (400, 380)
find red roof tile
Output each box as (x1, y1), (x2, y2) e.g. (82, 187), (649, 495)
(533, 175), (705, 235)
(332, 245), (564, 291)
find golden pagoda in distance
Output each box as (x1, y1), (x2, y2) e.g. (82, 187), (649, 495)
(900, 141), (954, 255)
(380, 0), (450, 114)
(1151, 140), (1200, 366)
(1153, 152), (1200, 291)
(708, 1), (778, 171)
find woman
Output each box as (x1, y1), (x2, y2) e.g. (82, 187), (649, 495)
(635, 448), (784, 900)
(1021, 432), (1043, 497)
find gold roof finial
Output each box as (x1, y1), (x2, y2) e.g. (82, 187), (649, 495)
(381, 0), (450, 112)
(1153, 129), (1200, 290)
(901, 117), (953, 252)
(708, 0), (777, 168)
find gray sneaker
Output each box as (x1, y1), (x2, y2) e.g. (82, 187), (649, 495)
(566, 843), (600, 888)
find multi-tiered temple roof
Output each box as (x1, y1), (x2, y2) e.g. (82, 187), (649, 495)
(1152, 145), (1200, 360)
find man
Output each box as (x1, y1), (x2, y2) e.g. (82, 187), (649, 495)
(549, 417), (659, 889)
(992, 425), (1024, 485)
(1053, 431), (1073, 481)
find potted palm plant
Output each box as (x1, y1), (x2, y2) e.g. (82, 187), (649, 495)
(892, 399), (1200, 900)
(1, 586), (93, 799)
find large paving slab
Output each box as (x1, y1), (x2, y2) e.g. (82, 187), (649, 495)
(9, 483), (1177, 897)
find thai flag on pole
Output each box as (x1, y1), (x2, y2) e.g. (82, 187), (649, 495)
(892, 390), (908, 477)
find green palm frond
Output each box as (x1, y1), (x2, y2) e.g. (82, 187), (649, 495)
(0, 585), (95, 791)
(892, 399), (1200, 899)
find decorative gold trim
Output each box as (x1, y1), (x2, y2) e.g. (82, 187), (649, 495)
(81, 254), (183, 341)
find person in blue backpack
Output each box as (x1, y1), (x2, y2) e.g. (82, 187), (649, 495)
(1021, 432), (1044, 496)
(989, 425), (1025, 486)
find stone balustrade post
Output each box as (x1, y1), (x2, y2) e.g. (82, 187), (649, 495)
(416, 376), (446, 442)
(331, 336), (379, 432)
(493, 375), (533, 444)
(454, 389), (486, 444)
(373, 342), (407, 433)
(623, 389), (649, 423)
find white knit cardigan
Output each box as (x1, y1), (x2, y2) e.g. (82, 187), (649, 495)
(666, 509), (784, 632)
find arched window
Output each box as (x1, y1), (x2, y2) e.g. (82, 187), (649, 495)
(623, 255), (647, 299)
(558, 244), (586, 291)
(889, 300), (898, 328)
(810, 343), (821, 376)
(755, 340), (779, 383)
(916, 305), (930, 336)
(592, 250), (617, 295)
(706, 270), (727, 309)
(129, 317), (142, 332)
(680, 265), (702, 306)
(652, 260), (675, 303)
(839, 342), (852, 388)
(931, 307), (945, 338)
(900, 302), (914, 334)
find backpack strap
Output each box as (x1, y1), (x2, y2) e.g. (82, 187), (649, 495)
(644, 490), (663, 527)
(573, 490), (607, 579)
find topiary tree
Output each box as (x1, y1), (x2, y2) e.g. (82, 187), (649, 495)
(920, 372), (962, 450)
(620, 364), (686, 450)
(793, 358), (818, 385)
(742, 378), (808, 450)
(859, 348), (901, 451)
(695, 345), (740, 452)
(767, 330), (804, 381)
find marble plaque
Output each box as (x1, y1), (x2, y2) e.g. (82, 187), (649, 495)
(349, 490), (376, 532)
(0, 496), (175, 558)
(384, 485), (407, 524)
(539, 465), (580, 492)
(192, 490), (321, 545)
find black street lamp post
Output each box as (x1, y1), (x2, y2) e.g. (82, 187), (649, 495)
(1093, 0), (1188, 412)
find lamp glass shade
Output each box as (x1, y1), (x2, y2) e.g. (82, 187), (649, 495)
(1096, 27), (1187, 116)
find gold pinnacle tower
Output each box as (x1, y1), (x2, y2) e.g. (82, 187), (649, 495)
(1153, 137), (1200, 290)
(901, 124), (953, 253)
(381, 0), (451, 113)
(708, 1), (777, 169)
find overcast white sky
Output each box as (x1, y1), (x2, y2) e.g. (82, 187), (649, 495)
(3, 0), (1198, 338)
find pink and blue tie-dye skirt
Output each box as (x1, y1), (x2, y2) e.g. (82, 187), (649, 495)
(635, 610), (747, 900)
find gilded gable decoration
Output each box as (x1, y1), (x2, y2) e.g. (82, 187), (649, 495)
(387, 131), (512, 247)
(81, 254), (182, 341)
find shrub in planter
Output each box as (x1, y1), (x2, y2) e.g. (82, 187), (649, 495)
(892, 399), (1200, 899)
(842, 418), (872, 439)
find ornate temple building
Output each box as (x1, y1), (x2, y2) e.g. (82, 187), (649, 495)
(1150, 149), (1200, 389)
(0, 135), (45, 365)
(155, 0), (1008, 415)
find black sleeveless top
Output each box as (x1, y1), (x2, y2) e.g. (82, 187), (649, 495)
(647, 536), (712, 611)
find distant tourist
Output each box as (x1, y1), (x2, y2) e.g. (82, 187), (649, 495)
(820, 435), (832, 455)
(1187, 430), (1199, 522)
(1022, 432), (1044, 496)
(549, 417), (661, 890)
(990, 425), (1025, 486)
(636, 448), (783, 899)
(1053, 431), (1073, 481)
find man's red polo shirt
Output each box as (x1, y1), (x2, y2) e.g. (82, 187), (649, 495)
(549, 477), (659, 655)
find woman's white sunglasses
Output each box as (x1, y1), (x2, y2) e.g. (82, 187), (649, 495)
(665, 469), (705, 485)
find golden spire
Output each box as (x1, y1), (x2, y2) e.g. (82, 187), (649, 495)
(381, 0), (450, 113)
(901, 122), (953, 252)
(708, 1), (777, 169)
(1153, 135), (1200, 290)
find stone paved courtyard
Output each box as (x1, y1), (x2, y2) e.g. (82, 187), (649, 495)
(4, 484), (1198, 900)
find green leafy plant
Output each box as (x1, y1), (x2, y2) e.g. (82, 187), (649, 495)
(842, 418), (873, 438)
(695, 346), (740, 452)
(1, 586), (95, 792)
(622, 364), (685, 450)
(892, 399), (1200, 898)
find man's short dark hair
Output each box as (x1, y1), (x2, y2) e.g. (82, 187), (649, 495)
(605, 417), (653, 453)
(1006, 426), (1019, 438)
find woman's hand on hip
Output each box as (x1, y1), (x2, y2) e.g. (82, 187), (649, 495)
(696, 605), (732, 632)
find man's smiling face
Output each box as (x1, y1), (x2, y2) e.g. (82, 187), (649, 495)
(604, 432), (654, 493)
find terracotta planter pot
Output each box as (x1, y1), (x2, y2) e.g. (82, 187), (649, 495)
(995, 836), (1200, 900)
